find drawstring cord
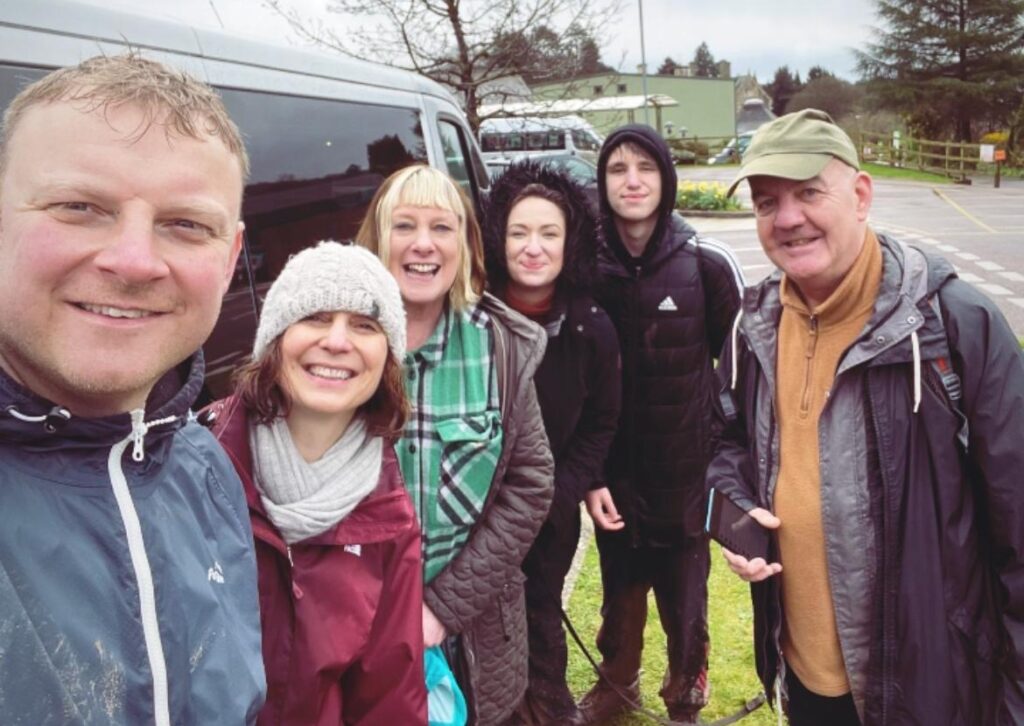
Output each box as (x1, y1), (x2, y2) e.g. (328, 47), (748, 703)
(730, 310), (743, 391)
(775, 676), (784, 726)
(129, 409), (178, 462)
(910, 330), (921, 413)
(5, 405), (176, 457)
(5, 404), (72, 433)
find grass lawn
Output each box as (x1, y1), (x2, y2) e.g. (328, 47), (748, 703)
(565, 537), (779, 725)
(861, 162), (951, 184)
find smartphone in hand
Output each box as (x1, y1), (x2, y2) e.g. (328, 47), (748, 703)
(705, 489), (771, 561)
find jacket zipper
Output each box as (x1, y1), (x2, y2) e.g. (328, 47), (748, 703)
(624, 265), (642, 546)
(800, 315), (819, 417)
(866, 382), (893, 723)
(286, 545), (303, 599)
(766, 416), (786, 708)
(108, 410), (171, 726)
(756, 361), (786, 710)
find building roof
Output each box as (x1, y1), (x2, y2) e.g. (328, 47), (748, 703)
(736, 98), (776, 135)
(479, 94), (679, 118)
(479, 115), (597, 133)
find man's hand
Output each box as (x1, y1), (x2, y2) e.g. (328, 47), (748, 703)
(585, 487), (624, 531)
(422, 604), (447, 647)
(721, 507), (783, 582)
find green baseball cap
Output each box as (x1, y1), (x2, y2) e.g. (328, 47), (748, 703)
(727, 109), (859, 196)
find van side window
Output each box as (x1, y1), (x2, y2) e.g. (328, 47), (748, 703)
(218, 89), (426, 289)
(0, 64), (47, 109)
(438, 118), (489, 202)
(571, 129), (600, 152)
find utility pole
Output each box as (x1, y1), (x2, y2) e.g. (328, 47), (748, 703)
(638, 0), (649, 126)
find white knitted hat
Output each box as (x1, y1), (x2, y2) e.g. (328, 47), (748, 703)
(253, 241), (406, 362)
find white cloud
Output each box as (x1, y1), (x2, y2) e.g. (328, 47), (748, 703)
(88, 0), (878, 81)
(605, 0), (878, 80)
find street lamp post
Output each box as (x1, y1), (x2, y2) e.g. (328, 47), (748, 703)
(638, 0), (649, 126)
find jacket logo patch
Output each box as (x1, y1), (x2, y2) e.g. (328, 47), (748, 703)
(657, 295), (678, 312)
(344, 544), (362, 557)
(207, 561), (225, 584)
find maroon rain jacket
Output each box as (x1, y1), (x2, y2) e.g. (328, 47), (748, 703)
(206, 396), (427, 725)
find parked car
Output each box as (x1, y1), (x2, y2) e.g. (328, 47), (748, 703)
(1, 0), (490, 399)
(709, 132), (754, 165)
(671, 148), (698, 165)
(486, 152), (600, 214)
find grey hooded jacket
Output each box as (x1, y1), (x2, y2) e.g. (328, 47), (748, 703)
(707, 235), (1024, 724)
(0, 353), (266, 725)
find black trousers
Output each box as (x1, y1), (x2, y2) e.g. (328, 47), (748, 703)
(593, 530), (710, 717)
(517, 510), (583, 722)
(785, 665), (861, 726)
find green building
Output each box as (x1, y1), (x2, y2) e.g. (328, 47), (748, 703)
(530, 72), (736, 141)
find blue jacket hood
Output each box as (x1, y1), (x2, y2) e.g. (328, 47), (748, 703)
(0, 351), (204, 454)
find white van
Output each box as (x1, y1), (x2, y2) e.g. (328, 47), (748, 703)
(0, 0), (490, 398)
(479, 115), (602, 164)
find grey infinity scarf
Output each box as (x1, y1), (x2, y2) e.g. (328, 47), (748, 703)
(249, 416), (382, 544)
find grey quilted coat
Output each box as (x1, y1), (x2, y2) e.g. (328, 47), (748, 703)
(423, 293), (555, 725)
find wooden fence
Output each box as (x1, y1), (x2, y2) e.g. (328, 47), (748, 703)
(853, 130), (1017, 181)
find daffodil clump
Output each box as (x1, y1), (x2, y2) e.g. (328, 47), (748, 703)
(676, 180), (744, 212)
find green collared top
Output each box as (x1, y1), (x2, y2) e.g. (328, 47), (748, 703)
(399, 303), (503, 583)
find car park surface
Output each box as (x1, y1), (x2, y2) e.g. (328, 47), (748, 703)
(681, 166), (1024, 336)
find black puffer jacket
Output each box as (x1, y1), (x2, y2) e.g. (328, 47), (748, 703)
(595, 124), (744, 545)
(530, 294), (621, 528)
(483, 160), (620, 529)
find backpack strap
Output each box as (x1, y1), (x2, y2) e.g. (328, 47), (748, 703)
(925, 291), (970, 451)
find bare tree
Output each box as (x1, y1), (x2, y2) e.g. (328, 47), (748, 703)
(266, 0), (622, 131)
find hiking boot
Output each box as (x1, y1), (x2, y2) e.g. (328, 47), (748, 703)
(665, 708), (700, 726)
(577, 675), (641, 725)
(557, 706), (588, 726)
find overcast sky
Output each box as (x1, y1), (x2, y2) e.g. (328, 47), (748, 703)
(95, 0), (880, 82)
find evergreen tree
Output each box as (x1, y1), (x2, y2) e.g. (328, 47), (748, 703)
(658, 56), (681, 75)
(856, 0), (1024, 141)
(766, 66), (802, 115)
(807, 65), (833, 82)
(691, 42), (718, 78)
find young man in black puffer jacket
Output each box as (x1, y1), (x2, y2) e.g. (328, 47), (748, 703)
(578, 125), (744, 725)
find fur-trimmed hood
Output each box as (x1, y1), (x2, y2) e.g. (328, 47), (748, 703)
(482, 158), (600, 294)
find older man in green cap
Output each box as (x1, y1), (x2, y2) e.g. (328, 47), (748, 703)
(706, 108), (1024, 725)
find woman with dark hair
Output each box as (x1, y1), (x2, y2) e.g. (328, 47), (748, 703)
(357, 165), (554, 725)
(483, 160), (622, 726)
(203, 241), (426, 725)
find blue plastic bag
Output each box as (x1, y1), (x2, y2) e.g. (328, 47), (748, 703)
(425, 645), (467, 726)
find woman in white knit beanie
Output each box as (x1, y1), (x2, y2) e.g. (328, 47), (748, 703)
(203, 241), (427, 725)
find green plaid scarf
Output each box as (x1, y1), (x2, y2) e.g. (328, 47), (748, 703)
(399, 303), (503, 582)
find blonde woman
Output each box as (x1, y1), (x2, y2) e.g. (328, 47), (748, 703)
(357, 166), (554, 725)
